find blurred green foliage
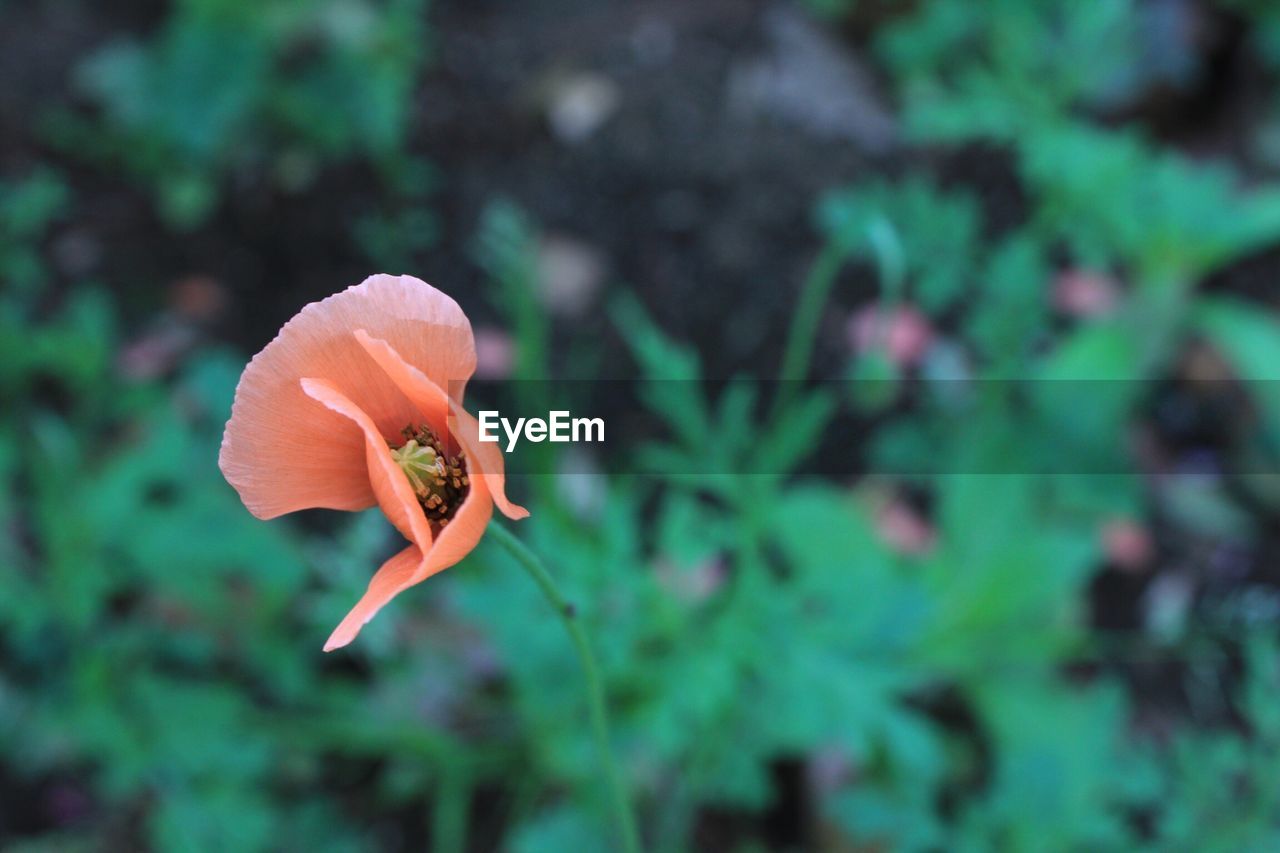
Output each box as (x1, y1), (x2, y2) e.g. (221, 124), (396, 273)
(7, 0), (1280, 850)
(46, 0), (432, 230)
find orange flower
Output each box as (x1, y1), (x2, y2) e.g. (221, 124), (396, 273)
(219, 275), (528, 651)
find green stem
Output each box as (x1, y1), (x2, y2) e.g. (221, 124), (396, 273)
(432, 771), (468, 853)
(487, 522), (643, 853)
(773, 240), (847, 419)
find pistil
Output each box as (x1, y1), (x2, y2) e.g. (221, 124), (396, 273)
(390, 424), (470, 526)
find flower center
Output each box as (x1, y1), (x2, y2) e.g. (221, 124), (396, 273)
(390, 424), (470, 526)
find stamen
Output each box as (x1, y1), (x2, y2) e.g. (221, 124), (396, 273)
(390, 423), (471, 525)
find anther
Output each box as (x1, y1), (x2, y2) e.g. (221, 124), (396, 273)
(392, 423), (471, 527)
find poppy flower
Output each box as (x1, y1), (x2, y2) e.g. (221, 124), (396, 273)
(219, 274), (528, 651)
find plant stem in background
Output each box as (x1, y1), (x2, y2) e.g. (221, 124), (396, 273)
(431, 770), (469, 853)
(774, 215), (904, 420)
(773, 239), (847, 419)
(487, 523), (643, 853)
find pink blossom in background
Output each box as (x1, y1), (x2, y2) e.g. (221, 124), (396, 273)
(1054, 269), (1119, 318)
(848, 304), (934, 368)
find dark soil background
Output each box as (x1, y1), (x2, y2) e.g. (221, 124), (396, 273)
(9, 0), (1273, 358)
(6, 1), (888, 373)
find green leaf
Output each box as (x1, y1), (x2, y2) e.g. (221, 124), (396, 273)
(1196, 298), (1280, 434)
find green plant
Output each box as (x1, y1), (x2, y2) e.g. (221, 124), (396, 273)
(875, 0), (1145, 141)
(1, 251), (512, 849)
(50, 0), (430, 229)
(0, 170), (68, 297)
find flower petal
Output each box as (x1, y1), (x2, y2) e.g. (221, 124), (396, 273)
(354, 330), (528, 520)
(323, 470), (495, 652)
(219, 274), (475, 519)
(447, 405), (530, 520)
(323, 544), (423, 652)
(300, 377), (434, 551)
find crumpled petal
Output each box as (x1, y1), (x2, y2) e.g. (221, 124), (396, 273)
(219, 275), (475, 519)
(354, 329), (528, 520)
(299, 377), (434, 551)
(323, 544), (422, 652)
(302, 371), (500, 651)
(445, 404), (531, 521)
(323, 470), (494, 651)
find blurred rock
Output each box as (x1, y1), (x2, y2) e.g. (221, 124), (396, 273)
(728, 6), (897, 151)
(51, 228), (102, 277)
(654, 554), (727, 604)
(1208, 543), (1251, 583)
(1230, 586), (1280, 627)
(653, 188), (702, 234)
(1144, 571), (1193, 640)
(537, 233), (606, 316)
(1158, 470), (1253, 540)
(806, 745), (854, 794)
(118, 274), (227, 380)
(117, 324), (197, 381)
(460, 633), (505, 680)
(1091, 0), (1206, 111)
(920, 340), (974, 406)
(169, 275), (228, 324)
(1182, 341), (1233, 384)
(545, 72), (621, 144)
(630, 17), (675, 67)
(45, 781), (93, 826)
(473, 325), (515, 380)
(555, 447), (607, 519)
